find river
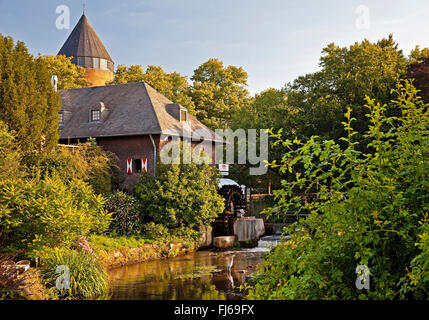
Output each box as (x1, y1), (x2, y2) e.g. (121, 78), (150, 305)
(108, 248), (268, 300)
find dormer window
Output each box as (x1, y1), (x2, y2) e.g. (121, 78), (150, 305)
(180, 109), (188, 123)
(91, 110), (101, 122)
(59, 112), (64, 124)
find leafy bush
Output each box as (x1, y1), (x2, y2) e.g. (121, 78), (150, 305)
(143, 222), (170, 241)
(105, 191), (143, 235)
(39, 247), (108, 299)
(135, 159), (224, 229)
(0, 121), (22, 181)
(246, 81), (429, 300)
(171, 225), (200, 243)
(34, 140), (120, 195)
(0, 175), (111, 257)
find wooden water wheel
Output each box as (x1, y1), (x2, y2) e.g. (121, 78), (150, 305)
(213, 184), (247, 237)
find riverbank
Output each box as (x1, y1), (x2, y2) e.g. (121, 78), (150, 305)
(95, 241), (198, 270)
(1, 234), (199, 300)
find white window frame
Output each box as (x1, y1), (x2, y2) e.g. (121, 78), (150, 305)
(91, 110), (101, 122)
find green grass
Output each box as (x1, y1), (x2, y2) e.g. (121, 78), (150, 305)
(88, 234), (155, 252)
(39, 247), (109, 299)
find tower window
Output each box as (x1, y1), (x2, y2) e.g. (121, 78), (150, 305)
(100, 59), (108, 71)
(59, 113), (64, 124)
(93, 57), (100, 69)
(91, 110), (101, 122)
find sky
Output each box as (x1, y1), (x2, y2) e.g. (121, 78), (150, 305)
(1, 0), (429, 94)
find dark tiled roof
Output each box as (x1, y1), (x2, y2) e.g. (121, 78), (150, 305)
(59, 82), (224, 142)
(58, 14), (113, 62)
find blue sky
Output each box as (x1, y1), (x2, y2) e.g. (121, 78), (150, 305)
(1, 0), (429, 94)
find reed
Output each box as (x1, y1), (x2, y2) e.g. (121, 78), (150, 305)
(39, 248), (109, 299)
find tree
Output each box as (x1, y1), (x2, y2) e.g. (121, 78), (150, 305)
(0, 34), (61, 156)
(110, 64), (195, 113)
(36, 139), (120, 195)
(406, 46), (429, 104)
(285, 35), (407, 143)
(134, 155), (224, 229)
(191, 58), (252, 129)
(41, 55), (89, 89)
(111, 64), (145, 84)
(0, 174), (111, 257)
(0, 121), (22, 181)
(408, 45), (429, 65)
(246, 81), (429, 300)
(144, 65), (195, 114)
(230, 88), (294, 191)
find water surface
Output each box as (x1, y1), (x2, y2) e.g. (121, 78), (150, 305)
(108, 249), (267, 300)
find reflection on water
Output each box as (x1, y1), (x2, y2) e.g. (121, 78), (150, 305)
(108, 249), (267, 300)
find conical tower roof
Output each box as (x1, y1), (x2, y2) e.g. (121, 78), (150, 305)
(58, 14), (113, 62)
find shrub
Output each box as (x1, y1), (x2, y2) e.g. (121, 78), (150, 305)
(171, 226), (200, 243)
(39, 247), (108, 299)
(246, 81), (429, 300)
(0, 174), (111, 257)
(0, 121), (22, 181)
(134, 158), (224, 229)
(34, 140), (120, 195)
(143, 222), (170, 241)
(105, 191), (143, 235)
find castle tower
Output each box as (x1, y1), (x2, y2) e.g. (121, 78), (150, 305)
(58, 14), (114, 87)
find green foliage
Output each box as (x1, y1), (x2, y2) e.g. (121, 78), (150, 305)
(105, 191), (143, 235)
(0, 34), (61, 156)
(408, 45), (429, 65)
(39, 247), (108, 299)
(0, 121), (22, 181)
(110, 59), (253, 129)
(134, 159), (224, 229)
(34, 140), (120, 194)
(246, 81), (429, 300)
(191, 58), (251, 129)
(143, 222), (170, 240)
(110, 64), (195, 113)
(230, 88), (291, 190)
(0, 175), (111, 257)
(284, 35), (407, 143)
(40, 55), (89, 89)
(88, 234), (152, 252)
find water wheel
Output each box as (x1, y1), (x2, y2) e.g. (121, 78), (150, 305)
(214, 184), (247, 237)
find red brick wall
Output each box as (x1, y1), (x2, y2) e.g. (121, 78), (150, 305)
(98, 135), (157, 189)
(68, 135), (218, 190)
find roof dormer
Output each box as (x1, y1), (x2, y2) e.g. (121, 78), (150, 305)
(166, 103), (189, 124)
(89, 101), (108, 123)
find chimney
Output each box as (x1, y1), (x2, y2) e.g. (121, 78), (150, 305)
(51, 75), (58, 92)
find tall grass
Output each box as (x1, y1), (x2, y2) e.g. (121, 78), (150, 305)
(39, 248), (109, 299)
